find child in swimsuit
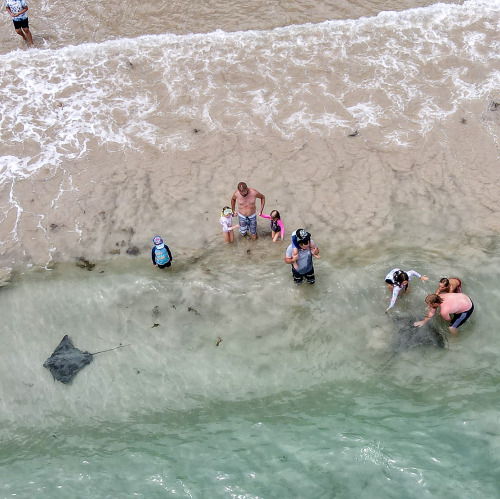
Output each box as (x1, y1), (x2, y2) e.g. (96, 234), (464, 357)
(259, 210), (284, 242)
(219, 206), (239, 244)
(436, 277), (462, 295)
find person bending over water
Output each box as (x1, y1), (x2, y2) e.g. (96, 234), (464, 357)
(414, 293), (474, 335)
(385, 268), (428, 312)
(230, 182), (265, 240)
(436, 277), (462, 295)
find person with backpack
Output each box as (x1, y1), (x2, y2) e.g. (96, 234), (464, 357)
(151, 236), (172, 269)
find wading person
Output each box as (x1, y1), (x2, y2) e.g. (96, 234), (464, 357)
(151, 236), (172, 269)
(284, 229), (320, 284)
(414, 293), (474, 335)
(219, 206), (239, 244)
(230, 182), (265, 240)
(5, 0), (34, 46)
(260, 209), (285, 242)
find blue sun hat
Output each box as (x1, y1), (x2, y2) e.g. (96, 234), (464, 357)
(153, 236), (163, 246)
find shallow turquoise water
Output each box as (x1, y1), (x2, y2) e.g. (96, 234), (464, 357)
(1, 242), (499, 497)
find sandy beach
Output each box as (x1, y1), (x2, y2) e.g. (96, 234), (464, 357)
(1, 94), (499, 272)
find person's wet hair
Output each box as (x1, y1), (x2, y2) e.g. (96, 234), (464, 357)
(270, 210), (280, 220)
(439, 278), (450, 288)
(425, 294), (443, 306)
(237, 182), (247, 191)
(394, 270), (409, 286)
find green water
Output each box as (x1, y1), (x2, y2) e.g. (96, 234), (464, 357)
(1, 243), (499, 498)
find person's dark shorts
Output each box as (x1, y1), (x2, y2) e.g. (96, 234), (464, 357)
(13, 18), (29, 29)
(450, 301), (474, 329)
(158, 261), (172, 269)
(292, 265), (315, 284)
(385, 278), (407, 291)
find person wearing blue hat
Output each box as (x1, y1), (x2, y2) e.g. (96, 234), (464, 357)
(151, 236), (172, 269)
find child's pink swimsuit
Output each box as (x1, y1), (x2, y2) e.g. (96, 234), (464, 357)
(260, 214), (285, 239)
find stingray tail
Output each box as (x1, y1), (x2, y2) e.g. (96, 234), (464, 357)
(381, 352), (398, 366)
(92, 344), (130, 355)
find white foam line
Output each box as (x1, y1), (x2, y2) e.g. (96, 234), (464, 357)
(7, 180), (24, 254)
(0, 0), (497, 64)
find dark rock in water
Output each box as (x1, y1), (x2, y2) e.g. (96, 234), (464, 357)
(126, 246), (140, 256)
(188, 307), (201, 316)
(43, 335), (93, 384)
(391, 316), (446, 351)
(76, 258), (95, 271)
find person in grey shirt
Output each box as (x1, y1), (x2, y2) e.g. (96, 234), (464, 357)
(284, 229), (320, 284)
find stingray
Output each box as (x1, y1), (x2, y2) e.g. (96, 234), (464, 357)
(43, 335), (128, 384)
(391, 316), (446, 352)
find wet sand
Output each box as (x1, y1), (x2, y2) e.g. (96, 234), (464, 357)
(2, 100), (499, 273)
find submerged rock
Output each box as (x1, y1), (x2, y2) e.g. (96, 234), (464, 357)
(76, 258), (95, 271)
(126, 246), (140, 256)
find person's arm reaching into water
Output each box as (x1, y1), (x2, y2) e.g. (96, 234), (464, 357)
(414, 307), (437, 327)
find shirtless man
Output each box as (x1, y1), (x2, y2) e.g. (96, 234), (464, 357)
(414, 293), (474, 335)
(435, 277), (462, 295)
(230, 182), (265, 240)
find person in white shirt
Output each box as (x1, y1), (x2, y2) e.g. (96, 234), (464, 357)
(5, 0), (33, 46)
(385, 268), (428, 311)
(219, 206), (239, 244)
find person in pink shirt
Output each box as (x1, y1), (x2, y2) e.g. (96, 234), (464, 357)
(259, 210), (284, 242)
